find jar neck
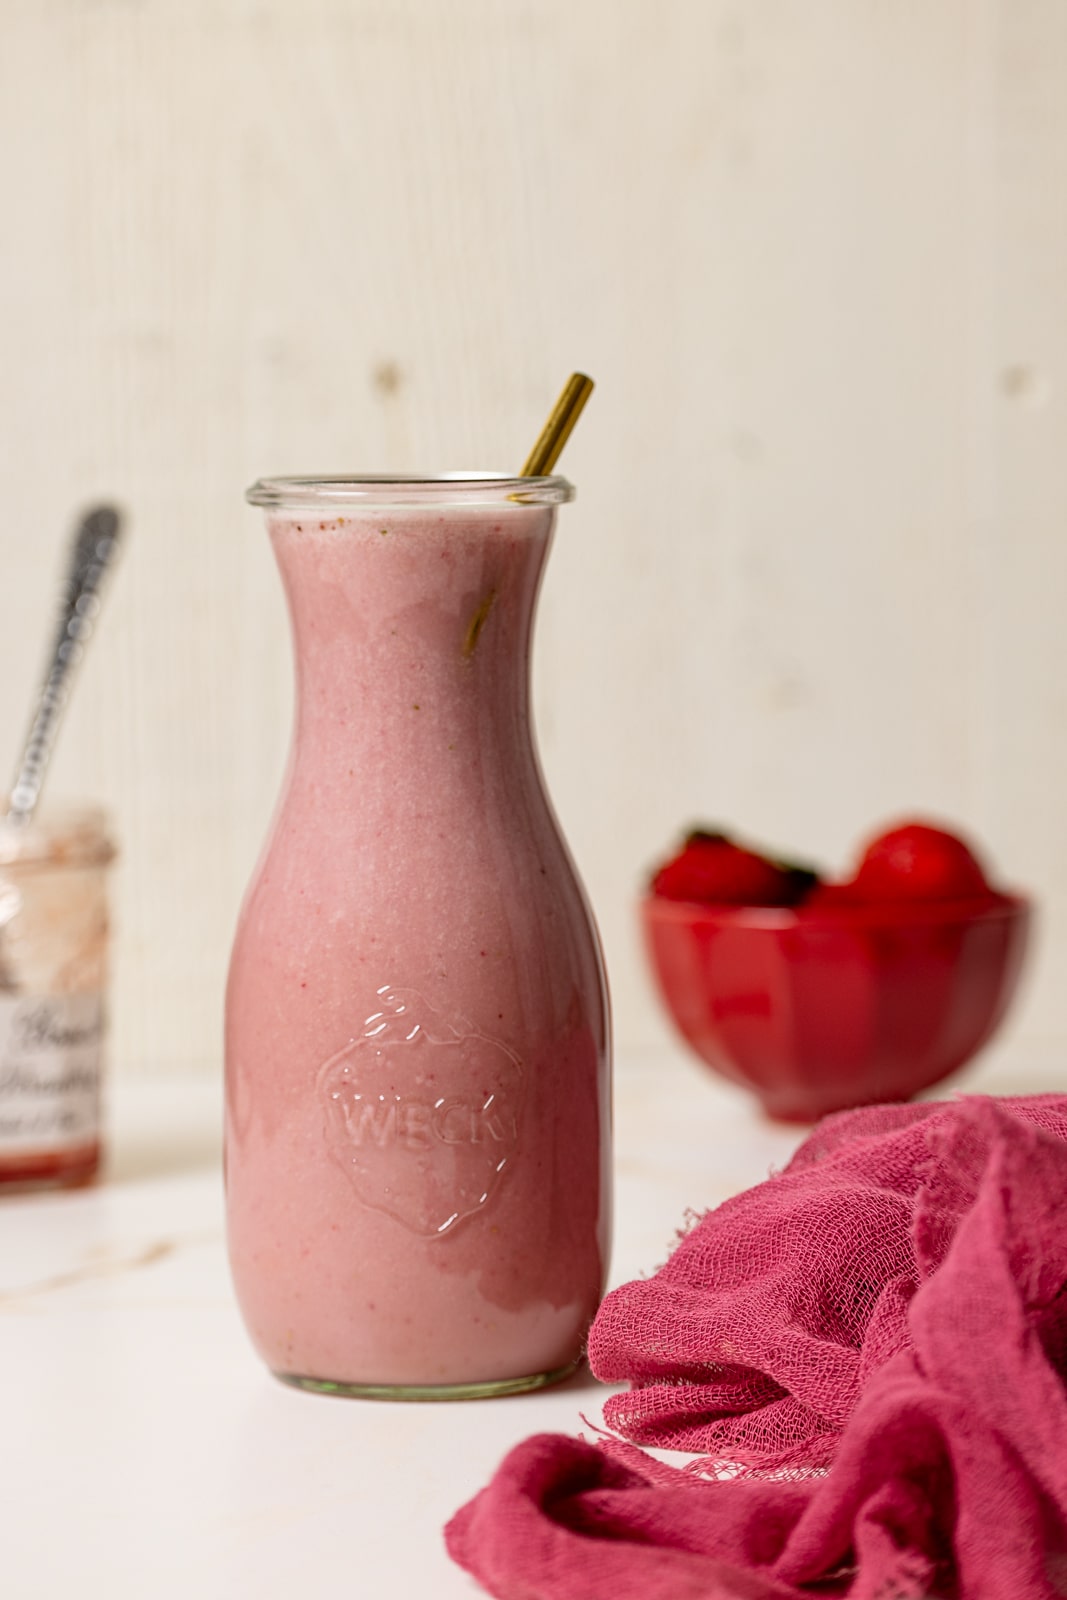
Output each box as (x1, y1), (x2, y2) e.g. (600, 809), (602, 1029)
(270, 508), (556, 765)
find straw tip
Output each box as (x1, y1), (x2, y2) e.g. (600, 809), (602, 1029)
(519, 372), (596, 479)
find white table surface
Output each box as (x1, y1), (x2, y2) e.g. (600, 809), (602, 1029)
(2, 1041), (1061, 1599)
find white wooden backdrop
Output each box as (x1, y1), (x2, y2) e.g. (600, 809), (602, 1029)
(1, 0), (1064, 1077)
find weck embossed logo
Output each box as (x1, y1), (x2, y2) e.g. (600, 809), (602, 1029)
(319, 986), (522, 1237)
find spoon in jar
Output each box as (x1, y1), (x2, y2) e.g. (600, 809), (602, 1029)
(5, 504), (124, 827)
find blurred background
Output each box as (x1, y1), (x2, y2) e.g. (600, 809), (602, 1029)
(1, 0), (1064, 1079)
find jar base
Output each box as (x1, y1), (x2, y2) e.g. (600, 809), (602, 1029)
(0, 1143), (101, 1193)
(273, 1357), (582, 1402)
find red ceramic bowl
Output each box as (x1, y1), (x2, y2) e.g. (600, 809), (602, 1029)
(641, 892), (1031, 1121)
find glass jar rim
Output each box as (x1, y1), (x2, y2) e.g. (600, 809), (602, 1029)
(245, 473), (575, 511)
(0, 804), (115, 870)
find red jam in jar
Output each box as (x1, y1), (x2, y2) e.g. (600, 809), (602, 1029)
(0, 806), (115, 1190)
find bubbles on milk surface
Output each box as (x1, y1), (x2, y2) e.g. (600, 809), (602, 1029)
(319, 985), (523, 1237)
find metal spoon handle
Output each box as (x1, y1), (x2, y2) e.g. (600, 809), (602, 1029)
(7, 505), (123, 825)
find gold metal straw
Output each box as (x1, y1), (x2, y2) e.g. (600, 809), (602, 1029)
(519, 373), (595, 477)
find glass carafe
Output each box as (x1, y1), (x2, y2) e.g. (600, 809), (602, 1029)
(225, 475), (611, 1398)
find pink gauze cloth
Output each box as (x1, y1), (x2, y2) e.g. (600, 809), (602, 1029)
(446, 1095), (1067, 1598)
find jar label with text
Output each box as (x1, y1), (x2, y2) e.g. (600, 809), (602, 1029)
(0, 994), (104, 1155)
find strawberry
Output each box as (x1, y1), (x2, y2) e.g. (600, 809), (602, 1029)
(849, 821), (991, 901)
(651, 829), (819, 906)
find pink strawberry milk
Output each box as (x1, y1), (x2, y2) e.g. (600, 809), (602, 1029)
(226, 475), (611, 1397)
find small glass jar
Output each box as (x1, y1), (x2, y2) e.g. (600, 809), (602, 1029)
(0, 806), (115, 1190)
